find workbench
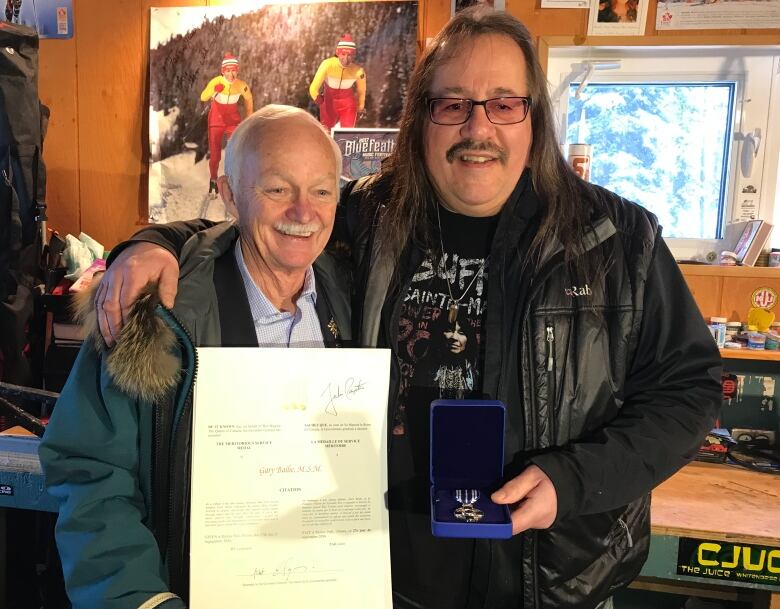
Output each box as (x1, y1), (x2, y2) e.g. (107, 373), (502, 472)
(639, 461), (780, 608)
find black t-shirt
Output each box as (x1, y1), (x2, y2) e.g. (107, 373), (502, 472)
(394, 206), (497, 432)
(389, 206), (498, 609)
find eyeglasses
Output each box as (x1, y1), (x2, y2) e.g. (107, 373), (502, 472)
(428, 97), (532, 126)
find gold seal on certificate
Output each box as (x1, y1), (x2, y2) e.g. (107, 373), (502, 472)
(190, 348), (392, 609)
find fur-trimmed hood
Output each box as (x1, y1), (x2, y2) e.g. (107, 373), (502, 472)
(72, 221), (352, 405)
(74, 279), (181, 403)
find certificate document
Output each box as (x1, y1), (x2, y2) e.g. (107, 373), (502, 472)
(190, 348), (392, 608)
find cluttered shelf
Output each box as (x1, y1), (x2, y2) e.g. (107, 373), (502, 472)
(720, 348), (780, 361)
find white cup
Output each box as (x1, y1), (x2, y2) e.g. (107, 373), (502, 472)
(567, 143), (592, 181)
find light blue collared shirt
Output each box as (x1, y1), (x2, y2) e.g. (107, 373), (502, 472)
(234, 240), (325, 348)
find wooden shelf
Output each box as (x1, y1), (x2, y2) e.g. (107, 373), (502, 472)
(678, 264), (780, 323)
(720, 348), (780, 361)
(680, 264), (780, 279)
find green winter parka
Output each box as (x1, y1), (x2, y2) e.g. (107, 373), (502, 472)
(39, 222), (350, 609)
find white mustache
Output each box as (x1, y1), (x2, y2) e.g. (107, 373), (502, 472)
(274, 222), (321, 236)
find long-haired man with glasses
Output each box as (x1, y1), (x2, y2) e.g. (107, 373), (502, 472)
(91, 7), (721, 609)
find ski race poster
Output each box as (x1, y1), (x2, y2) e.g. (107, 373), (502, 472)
(148, 2), (418, 223)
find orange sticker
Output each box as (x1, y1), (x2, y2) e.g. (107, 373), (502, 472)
(751, 286), (778, 310)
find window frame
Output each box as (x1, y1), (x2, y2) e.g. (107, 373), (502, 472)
(545, 44), (780, 262)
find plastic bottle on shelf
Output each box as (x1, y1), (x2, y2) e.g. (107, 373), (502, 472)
(765, 333), (780, 350)
(709, 317), (727, 348)
(747, 331), (766, 350)
(725, 321), (742, 342)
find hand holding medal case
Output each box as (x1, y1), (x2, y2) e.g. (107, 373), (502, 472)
(430, 399), (512, 539)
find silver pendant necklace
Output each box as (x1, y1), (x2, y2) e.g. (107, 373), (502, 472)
(435, 203), (488, 324)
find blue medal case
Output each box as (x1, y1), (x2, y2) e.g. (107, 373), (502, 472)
(430, 399), (512, 539)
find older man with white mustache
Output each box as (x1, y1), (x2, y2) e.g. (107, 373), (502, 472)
(39, 104), (351, 609)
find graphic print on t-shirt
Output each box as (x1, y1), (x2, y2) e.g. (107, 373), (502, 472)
(394, 247), (489, 436)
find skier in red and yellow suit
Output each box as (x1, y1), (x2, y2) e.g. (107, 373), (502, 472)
(309, 34), (366, 130)
(200, 53), (253, 194)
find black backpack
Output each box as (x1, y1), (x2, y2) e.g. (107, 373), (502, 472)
(0, 21), (48, 384)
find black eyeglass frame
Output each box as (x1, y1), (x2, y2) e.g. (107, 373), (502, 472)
(427, 96), (533, 126)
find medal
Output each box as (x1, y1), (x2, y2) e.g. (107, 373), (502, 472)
(453, 489), (483, 521)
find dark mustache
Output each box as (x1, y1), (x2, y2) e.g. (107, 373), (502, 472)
(446, 139), (507, 164)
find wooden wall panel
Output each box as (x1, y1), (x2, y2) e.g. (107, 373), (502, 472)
(510, 1), (588, 37)
(680, 265), (780, 323)
(37, 36), (79, 239)
(74, 0), (145, 248)
(683, 274), (723, 322)
(35, 1), (780, 248)
(421, 0), (450, 41)
(721, 277), (780, 322)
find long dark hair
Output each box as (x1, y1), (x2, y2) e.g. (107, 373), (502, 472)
(379, 6), (606, 271)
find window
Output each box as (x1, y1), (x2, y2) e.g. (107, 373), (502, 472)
(547, 47), (780, 261)
(565, 81), (735, 239)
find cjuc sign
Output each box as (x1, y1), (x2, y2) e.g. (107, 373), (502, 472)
(677, 538), (780, 587)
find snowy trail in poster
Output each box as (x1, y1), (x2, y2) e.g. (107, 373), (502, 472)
(149, 151), (228, 224)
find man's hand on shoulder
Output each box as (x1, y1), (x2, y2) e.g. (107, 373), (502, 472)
(491, 465), (558, 535)
(96, 243), (179, 347)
